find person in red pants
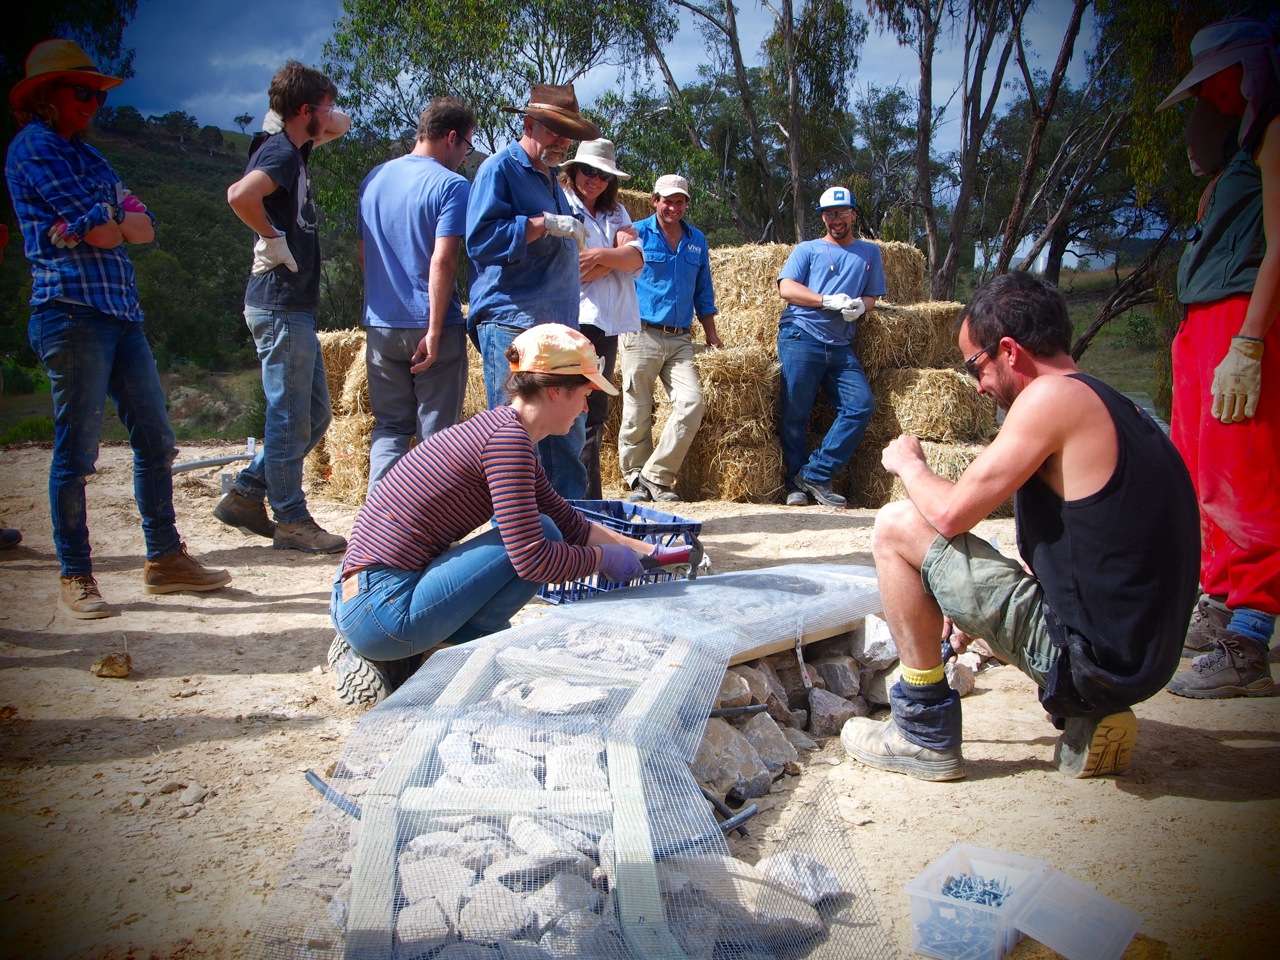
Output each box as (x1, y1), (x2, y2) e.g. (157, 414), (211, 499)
(1159, 18), (1280, 698)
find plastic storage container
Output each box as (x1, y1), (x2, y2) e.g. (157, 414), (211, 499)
(538, 500), (703, 604)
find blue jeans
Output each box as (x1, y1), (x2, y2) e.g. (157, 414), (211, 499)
(330, 516), (562, 660)
(28, 302), (181, 575)
(478, 322), (587, 499)
(233, 307), (331, 523)
(777, 325), (875, 485)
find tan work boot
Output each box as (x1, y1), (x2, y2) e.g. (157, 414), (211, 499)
(1054, 709), (1137, 778)
(143, 543), (232, 594)
(840, 716), (965, 781)
(60, 575), (112, 619)
(274, 518), (346, 555)
(212, 489), (275, 539)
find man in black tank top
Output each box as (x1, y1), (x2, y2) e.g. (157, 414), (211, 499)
(841, 273), (1200, 781)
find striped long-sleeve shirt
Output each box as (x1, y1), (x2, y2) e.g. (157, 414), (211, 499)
(341, 405), (597, 583)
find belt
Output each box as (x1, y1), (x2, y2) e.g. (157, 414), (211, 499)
(643, 322), (689, 335)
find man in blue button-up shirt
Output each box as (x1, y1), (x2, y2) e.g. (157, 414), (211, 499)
(466, 83), (600, 499)
(619, 175), (722, 502)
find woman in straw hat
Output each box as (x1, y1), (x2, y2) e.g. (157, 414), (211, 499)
(558, 138), (643, 498)
(1158, 18), (1280, 699)
(5, 39), (230, 620)
(327, 323), (689, 706)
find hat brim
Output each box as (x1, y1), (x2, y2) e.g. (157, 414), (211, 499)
(502, 104), (600, 140)
(585, 371), (619, 396)
(654, 188), (689, 198)
(561, 157), (630, 180)
(9, 69), (123, 110)
(1157, 44), (1259, 111)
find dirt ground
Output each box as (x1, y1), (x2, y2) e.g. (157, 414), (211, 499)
(1, 441), (1277, 960)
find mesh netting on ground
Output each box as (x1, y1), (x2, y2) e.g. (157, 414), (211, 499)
(248, 564), (895, 960)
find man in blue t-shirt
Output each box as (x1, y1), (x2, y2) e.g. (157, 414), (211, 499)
(358, 97), (476, 491)
(215, 60), (350, 554)
(776, 186), (886, 508)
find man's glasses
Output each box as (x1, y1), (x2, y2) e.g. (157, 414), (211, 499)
(59, 84), (108, 106)
(576, 166), (614, 183)
(459, 134), (475, 157)
(308, 103), (336, 116)
(963, 340), (1001, 379)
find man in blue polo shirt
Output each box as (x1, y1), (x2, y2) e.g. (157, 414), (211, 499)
(465, 83), (598, 499)
(619, 175), (721, 502)
(776, 185), (886, 508)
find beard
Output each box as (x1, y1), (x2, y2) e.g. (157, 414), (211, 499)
(540, 144), (568, 167)
(306, 112), (324, 141)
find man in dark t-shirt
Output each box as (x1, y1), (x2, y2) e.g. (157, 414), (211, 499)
(215, 60), (350, 554)
(842, 272), (1199, 781)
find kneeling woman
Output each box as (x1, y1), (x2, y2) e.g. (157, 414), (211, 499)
(330, 324), (660, 705)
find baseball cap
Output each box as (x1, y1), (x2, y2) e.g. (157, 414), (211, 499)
(509, 324), (618, 395)
(654, 174), (690, 198)
(818, 186), (856, 210)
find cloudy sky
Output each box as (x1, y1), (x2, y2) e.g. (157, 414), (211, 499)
(118, 0), (1091, 135)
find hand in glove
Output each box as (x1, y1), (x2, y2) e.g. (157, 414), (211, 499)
(48, 220), (81, 249)
(252, 233), (298, 275)
(841, 297), (867, 322)
(543, 212), (588, 251)
(1211, 336), (1264, 423)
(121, 190), (148, 215)
(597, 544), (644, 584)
(821, 293), (856, 312)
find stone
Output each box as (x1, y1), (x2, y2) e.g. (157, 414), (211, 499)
(864, 664), (902, 707)
(658, 855), (823, 941)
(739, 712), (798, 776)
(752, 659), (794, 726)
(538, 908), (626, 959)
(179, 782), (207, 806)
(90, 652), (132, 678)
(395, 897), (453, 955)
(460, 763), (542, 793)
(807, 688), (860, 738)
(756, 851), (844, 905)
(715, 671), (752, 709)
(483, 854), (592, 890)
(689, 717), (773, 801)
(787, 708), (808, 730)
(812, 655), (861, 699)
(781, 727), (818, 752)
(437, 730), (474, 771)
(506, 678), (608, 714)
(946, 660), (976, 697)
(399, 856), (475, 911)
(435, 943), (507, 960)
(525, 873), (601, 933)
(508, 816), (582, 859)
(727, 665), (770, 705)
(544, 743), (606, 792)
(852, 614), (898, 669)
(458, 880), (535, 944)
(128, 794), (147, 809)
(455, 838), (520, 873)
(493, 941), (552, 960)
(768, 652), (825, 706)
(956, 650), (984, 672)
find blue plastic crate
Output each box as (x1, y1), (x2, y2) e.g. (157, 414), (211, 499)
(538, 500), (702, 604)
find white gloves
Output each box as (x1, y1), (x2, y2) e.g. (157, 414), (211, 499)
(262, 109), (284, 134)
(543, 212), (587, 251)
(252, 233), (298, 275)
(1211, 336), (1264, 423)
(841, 297), (868, 322)
(821, 293), (856, 312)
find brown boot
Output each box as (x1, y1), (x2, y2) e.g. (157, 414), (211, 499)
(212, 489), (275, 538)
(273, 518), (346, 555)
(60, 575), (112, 619)
(143, 543), (232, 594)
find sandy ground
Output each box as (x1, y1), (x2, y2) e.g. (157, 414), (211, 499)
(0, 441), (1278, 960)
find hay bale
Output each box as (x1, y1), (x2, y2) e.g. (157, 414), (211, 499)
(695, 345), (779, 444)
(303, 441), (330, 488)
(339, 349), (370, 415)
(856, 301), (964, 377)
(709, 244), (792, 352)
(877, 240), (927, 305)
(870, 368), (997, 443)
(317, 329), (366, 411)
(462, 336), (488, 420)
(617, 187), (653, 224)
(846, 439), (1012, 517)
(325, 413), (374, 506)
(678, 433), (785, 503)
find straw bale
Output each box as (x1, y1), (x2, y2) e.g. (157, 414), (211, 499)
(856, 301), (964, 377)
(462, 336), (488, 421)
(709, 244), (792, 352)
(677, 433), (785, 503)
(876, 241), (927, 305)
(317, 329), (366, 411)
(325, 413), (374, 506)
(869, 368), (997, 444)
(303, 441), (330, 488)
(694, 345), (779, 443)
(617, 187), (653, 224)
(846, 439), (1012, 517)
(339, 350), (370, 415)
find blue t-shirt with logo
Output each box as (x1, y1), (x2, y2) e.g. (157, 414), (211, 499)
(778, 238), (886, 345)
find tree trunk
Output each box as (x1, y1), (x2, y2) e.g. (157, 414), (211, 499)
(1042, 223), (1070, 285)
(781, 0), (805, 240)
(722, 0), (781, 239)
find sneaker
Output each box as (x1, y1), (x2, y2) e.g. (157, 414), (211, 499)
(213, 490), (276, 539)
(785, 488), (808, 507)
(59, 575), (112, 619)
(1182, 595), (1230, 657)
(1166, 633), (1276, 699)
(1054, 710), (1137, 778)
(0, 528), (22, 550)
(795, 475), (846, 509)
(840, 716), (965, 781)
(143, 543), (232, 594)
(626, 476), (652, 502)
(635, 473), (681, 502)
(274, 518), (347, 555)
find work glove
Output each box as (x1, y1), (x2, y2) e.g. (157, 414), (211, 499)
(262, 109), (284, 134)
(48, 220), (81, 249)
(841, 298), (867, 322)
(1211, 336), (1264, 423)
(543, 212), (588, 251)
(252, 233), (298, 275)
(597, 544), (644, 584)
(821, 293), (856, 312)
(121, 190), (148, 216)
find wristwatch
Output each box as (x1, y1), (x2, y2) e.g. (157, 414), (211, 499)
(106, 202), (126, 224)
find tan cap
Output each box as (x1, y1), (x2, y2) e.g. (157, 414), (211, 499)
(653, 174), (690, 198)
(10, 39), (123, 111)
(509, 324), (618, 395)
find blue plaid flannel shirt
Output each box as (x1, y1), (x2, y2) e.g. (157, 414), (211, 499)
(5, 119), (150, 322)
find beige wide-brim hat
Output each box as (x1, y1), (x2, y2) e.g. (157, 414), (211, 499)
(1157, 18), (1276, 111)
(9, 39), (123, 111)
(560, 138), (631, 179)
(502, 83), (601, 140)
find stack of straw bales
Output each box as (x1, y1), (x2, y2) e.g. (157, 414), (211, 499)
(306, 330), (373, 506)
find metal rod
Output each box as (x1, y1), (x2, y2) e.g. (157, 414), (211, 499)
(707, 703), (768, 719)
(171, 452), (254, 474)
(699, 784), (750, 836)
(305, 769), (362, 820)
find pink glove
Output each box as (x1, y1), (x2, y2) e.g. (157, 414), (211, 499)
(649, 544), (694, 567)
(121, 192), (148, 215)
(48, 220), (81, 249)
(597, 544), (643, 584)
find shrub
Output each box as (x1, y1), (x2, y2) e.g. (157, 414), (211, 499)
(1, 416), (54, 444)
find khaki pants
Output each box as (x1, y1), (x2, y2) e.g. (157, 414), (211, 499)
(618, 327), (705, 488)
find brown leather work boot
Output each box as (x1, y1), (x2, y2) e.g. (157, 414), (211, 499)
(60, 575), (112, 619)
(273, 518), (346, 555)
(213, 489), (276, 538)
(143, 543), (232, 594)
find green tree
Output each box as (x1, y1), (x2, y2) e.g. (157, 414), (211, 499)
(149, 110), (199, 142)
(233, 113), (254, 135)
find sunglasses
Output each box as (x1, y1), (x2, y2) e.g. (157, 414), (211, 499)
(59, 84), (108, 106)
(963, 340), (1001, 379)
(576, 166), (615, 183)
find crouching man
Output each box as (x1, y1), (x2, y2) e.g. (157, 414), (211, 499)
(842, 272), (1199, 780)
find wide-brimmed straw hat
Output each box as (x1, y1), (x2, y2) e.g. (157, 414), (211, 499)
(1158, 18), (1276, 111)
(509, 324), (618, 395)
(560, 138), (630, 179)
(502, 83), (600, 140)
(9, 39), (123, 111)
